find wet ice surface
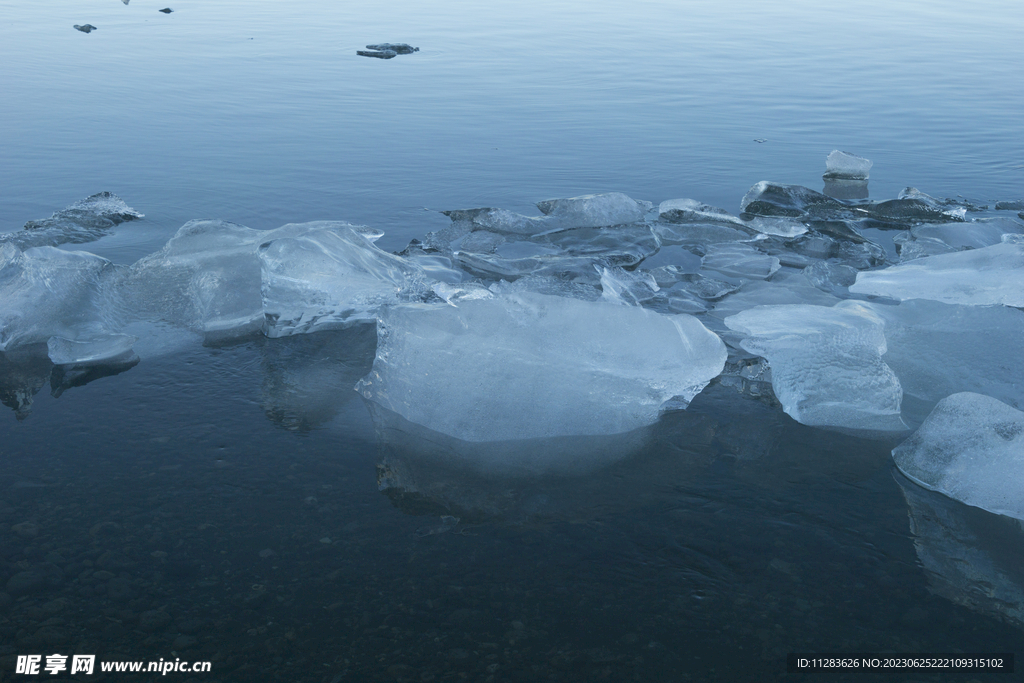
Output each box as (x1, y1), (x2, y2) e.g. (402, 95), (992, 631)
(3, 180), (1024, 681)
(894, 393), (1024, 520)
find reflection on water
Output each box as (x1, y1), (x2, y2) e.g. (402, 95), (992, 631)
(898, 471), (1024, 629)
(1, 339), (1023, 681)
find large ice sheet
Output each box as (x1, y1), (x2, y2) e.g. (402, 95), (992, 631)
(850, 238), (1024, 306)
(894, 393), (1024, 520)
(865, 300), (1024, 420)
(259, 227), (431, 337)
(724, 302), (906, 431)
(535, 192), (649, 228)
(356, 292), (727, 441)
(0, 244), (122, 353)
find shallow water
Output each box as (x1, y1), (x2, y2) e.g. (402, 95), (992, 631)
(2, 0), (1024, 681)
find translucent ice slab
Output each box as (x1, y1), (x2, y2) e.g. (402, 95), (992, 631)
(724, 302), (906, 431)
(850, 238), (1024, 306)
(894, 393), (1024, 520)
(356, 292), (727, 441)
(0, 244), (122, 352)
(823, 150), (872, 180)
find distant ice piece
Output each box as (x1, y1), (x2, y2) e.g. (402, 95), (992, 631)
(1, 244), (122, 353)
(356, 292), (727, 441)
(74, 24), (97, 33)
(365, 43), (419, 54)
(259, 227), (431, 337)
(894, 393), (1024, 520)
(995, 200), (1024, 211)
(357, 50), (397, 59)
(850, 238), (1024, 306)
(724, 302), (906, 431)
(536, 192), (648, 228)
(2, 192), (144, 249)
(823, 150), (872, 180)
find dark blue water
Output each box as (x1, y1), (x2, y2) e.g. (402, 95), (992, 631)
(2, 1), (1023, 680)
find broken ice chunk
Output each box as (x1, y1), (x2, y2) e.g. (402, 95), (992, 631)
(995, 200), (1024, 211)
(259, 227), (431, 337)
(724, 302), (906, 431)
(658, 199), (744, 226)
(536, 192), (648, 228)
(894, 393), (1024, 520)
(46, 334), (138, 366)
(863, 188), (967, 223)
(441, 208), (552, 236)
(3, 192), (144, 249)
(701, 243), (780, 281)
(1, 244), (122, 352)
(357, 50), (397, 59)
(365, 43), (419, 54)
(863, 300), (1024, 422)
(850, 238), (1024, 306)
(355, 292), (727, 441)
(823, 150), (872, 180)
(598, 266), (659, 306)
(740, 182), (846, 218)
(122, 219), (374, 337)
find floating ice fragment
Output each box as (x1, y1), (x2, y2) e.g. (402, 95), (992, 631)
(823, 150), (872, 180)
(159, 7), (173, 13)
(2, 192), (144, 249)
(259, 227), (431, 337)
(535, 192), (647, 228)
(366, 43), (419, 54)
(850, 239), (1024, 306)
(995, 200), (1024, 211)
(356, 292), (726, 441)
(724, 302), (906, 431)
(357, 50), (397, 59)
(894, 393), (1024, 520)
(74, 24), (97, 33)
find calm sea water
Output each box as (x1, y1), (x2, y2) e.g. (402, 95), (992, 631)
(1, 0), (1023, 681)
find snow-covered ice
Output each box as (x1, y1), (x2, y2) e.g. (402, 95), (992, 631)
(893, 393), (1024, 520)
(355, 292), (726, 442)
